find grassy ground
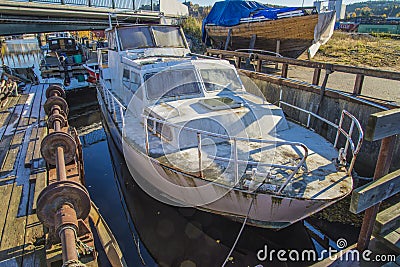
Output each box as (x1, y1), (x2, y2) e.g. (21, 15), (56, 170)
(308, 32), (400, 71)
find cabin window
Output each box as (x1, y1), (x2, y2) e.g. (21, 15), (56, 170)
(118, 27), (154, 50)
(122, 69), (130, 90)
(198, 65), (243, 92)
(144, 69), (201, 100)
(130, 71), (141, 94)
(152, 27), (185, 48)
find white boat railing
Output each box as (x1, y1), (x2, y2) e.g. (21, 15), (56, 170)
(278, 89), (364, 175)
(142, 115), (309, 194)
(98, 82), (126, 128)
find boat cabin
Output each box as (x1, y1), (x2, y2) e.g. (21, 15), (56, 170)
(47, 37), (81, 55)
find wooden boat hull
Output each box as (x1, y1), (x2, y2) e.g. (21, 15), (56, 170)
(205, 14), (319, 58)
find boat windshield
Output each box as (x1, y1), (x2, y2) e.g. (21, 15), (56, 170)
(197, 63), (243, 92)
(152, 26), (185, 48)
(117, 26), (186, 50)
(144, 68), (201, 100)
(118, 27), (154, 50)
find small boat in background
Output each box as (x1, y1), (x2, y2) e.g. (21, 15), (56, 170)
(40, 33), (86, 71)
(203, 1), (335, 58)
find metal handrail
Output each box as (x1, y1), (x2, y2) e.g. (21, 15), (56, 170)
(142, 114), (309, 193)
(278, 89), (364, 175)
(99, 82), (126, 127)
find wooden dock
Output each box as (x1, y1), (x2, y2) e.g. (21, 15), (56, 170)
(0, 83), (48, 265)
(0, 82), (125, 267)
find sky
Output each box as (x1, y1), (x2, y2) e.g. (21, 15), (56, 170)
(186, 0), (363, 7)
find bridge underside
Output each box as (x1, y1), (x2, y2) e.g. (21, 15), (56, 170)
(0, 0), (170, 35)
(0, 18), (111, 35)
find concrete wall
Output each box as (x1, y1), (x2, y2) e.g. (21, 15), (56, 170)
(242, 70), (400, 178)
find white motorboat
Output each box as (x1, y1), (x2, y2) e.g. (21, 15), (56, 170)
(97, 24), (363, 229)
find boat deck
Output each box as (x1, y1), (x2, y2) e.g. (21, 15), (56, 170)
(123, 106), (351, 201)
(0, 83), (48, 265)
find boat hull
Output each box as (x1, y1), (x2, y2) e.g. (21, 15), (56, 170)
(205, 14), (318, 58)
(97, 88), (346, 230)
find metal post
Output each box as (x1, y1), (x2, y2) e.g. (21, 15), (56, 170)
(344, 120), (355, 156)
(144, 118), (149, 155)
(120, 106), (124, 126)
(233, 138), (238, 185)
(357, 135), (397, 251)
(307, 113), (311, 128)
(197, 133), (203, 177)
(334, 111), (344, 148)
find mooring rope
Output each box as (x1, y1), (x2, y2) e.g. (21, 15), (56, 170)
(221, 196), (255, 267)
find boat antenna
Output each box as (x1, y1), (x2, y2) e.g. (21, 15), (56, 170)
(108, 13), (113, 28)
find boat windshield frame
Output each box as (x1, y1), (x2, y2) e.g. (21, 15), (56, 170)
(116, 25), (187, 51)
(141, 61), (245, 102)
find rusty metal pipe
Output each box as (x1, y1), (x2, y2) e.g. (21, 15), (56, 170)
(56, 204), (79, 263)
(46, 90), (80, 264)
(60, 228), (78, 263)
(56, 146), (67, 181)
(51, 105), (62, 131)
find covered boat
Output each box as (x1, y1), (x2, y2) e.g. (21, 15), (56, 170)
(202, 1), (335, 58)
(97, 24), (363, 229)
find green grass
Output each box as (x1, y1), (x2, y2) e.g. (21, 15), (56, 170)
(312, 32), (400, 70)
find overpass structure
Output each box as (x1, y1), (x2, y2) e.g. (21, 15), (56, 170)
(0, 0), (188, 35)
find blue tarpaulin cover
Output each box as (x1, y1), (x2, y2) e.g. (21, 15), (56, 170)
(202, 0), (303, 41)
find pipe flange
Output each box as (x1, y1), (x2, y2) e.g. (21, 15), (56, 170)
(44, 96), (69, 116)
(46, 84), (66, 99)
(41, 131), (76, 166)
(47, 113), (68, 129)
(37, 181), (91, 228)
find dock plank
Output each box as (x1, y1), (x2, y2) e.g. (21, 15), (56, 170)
(0, 183), (14, 243)
(2, 131), (25, 174)
(350, 169), (400, 214)
(31, 172), (46, 212)
(0, 100), (20, 141)
(24, 126), (38, 168)
(23, 172), (47, 262)
(0, 184), (26, 261)
(377, 226), (400, 254)
(374, 202), (400, 236)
